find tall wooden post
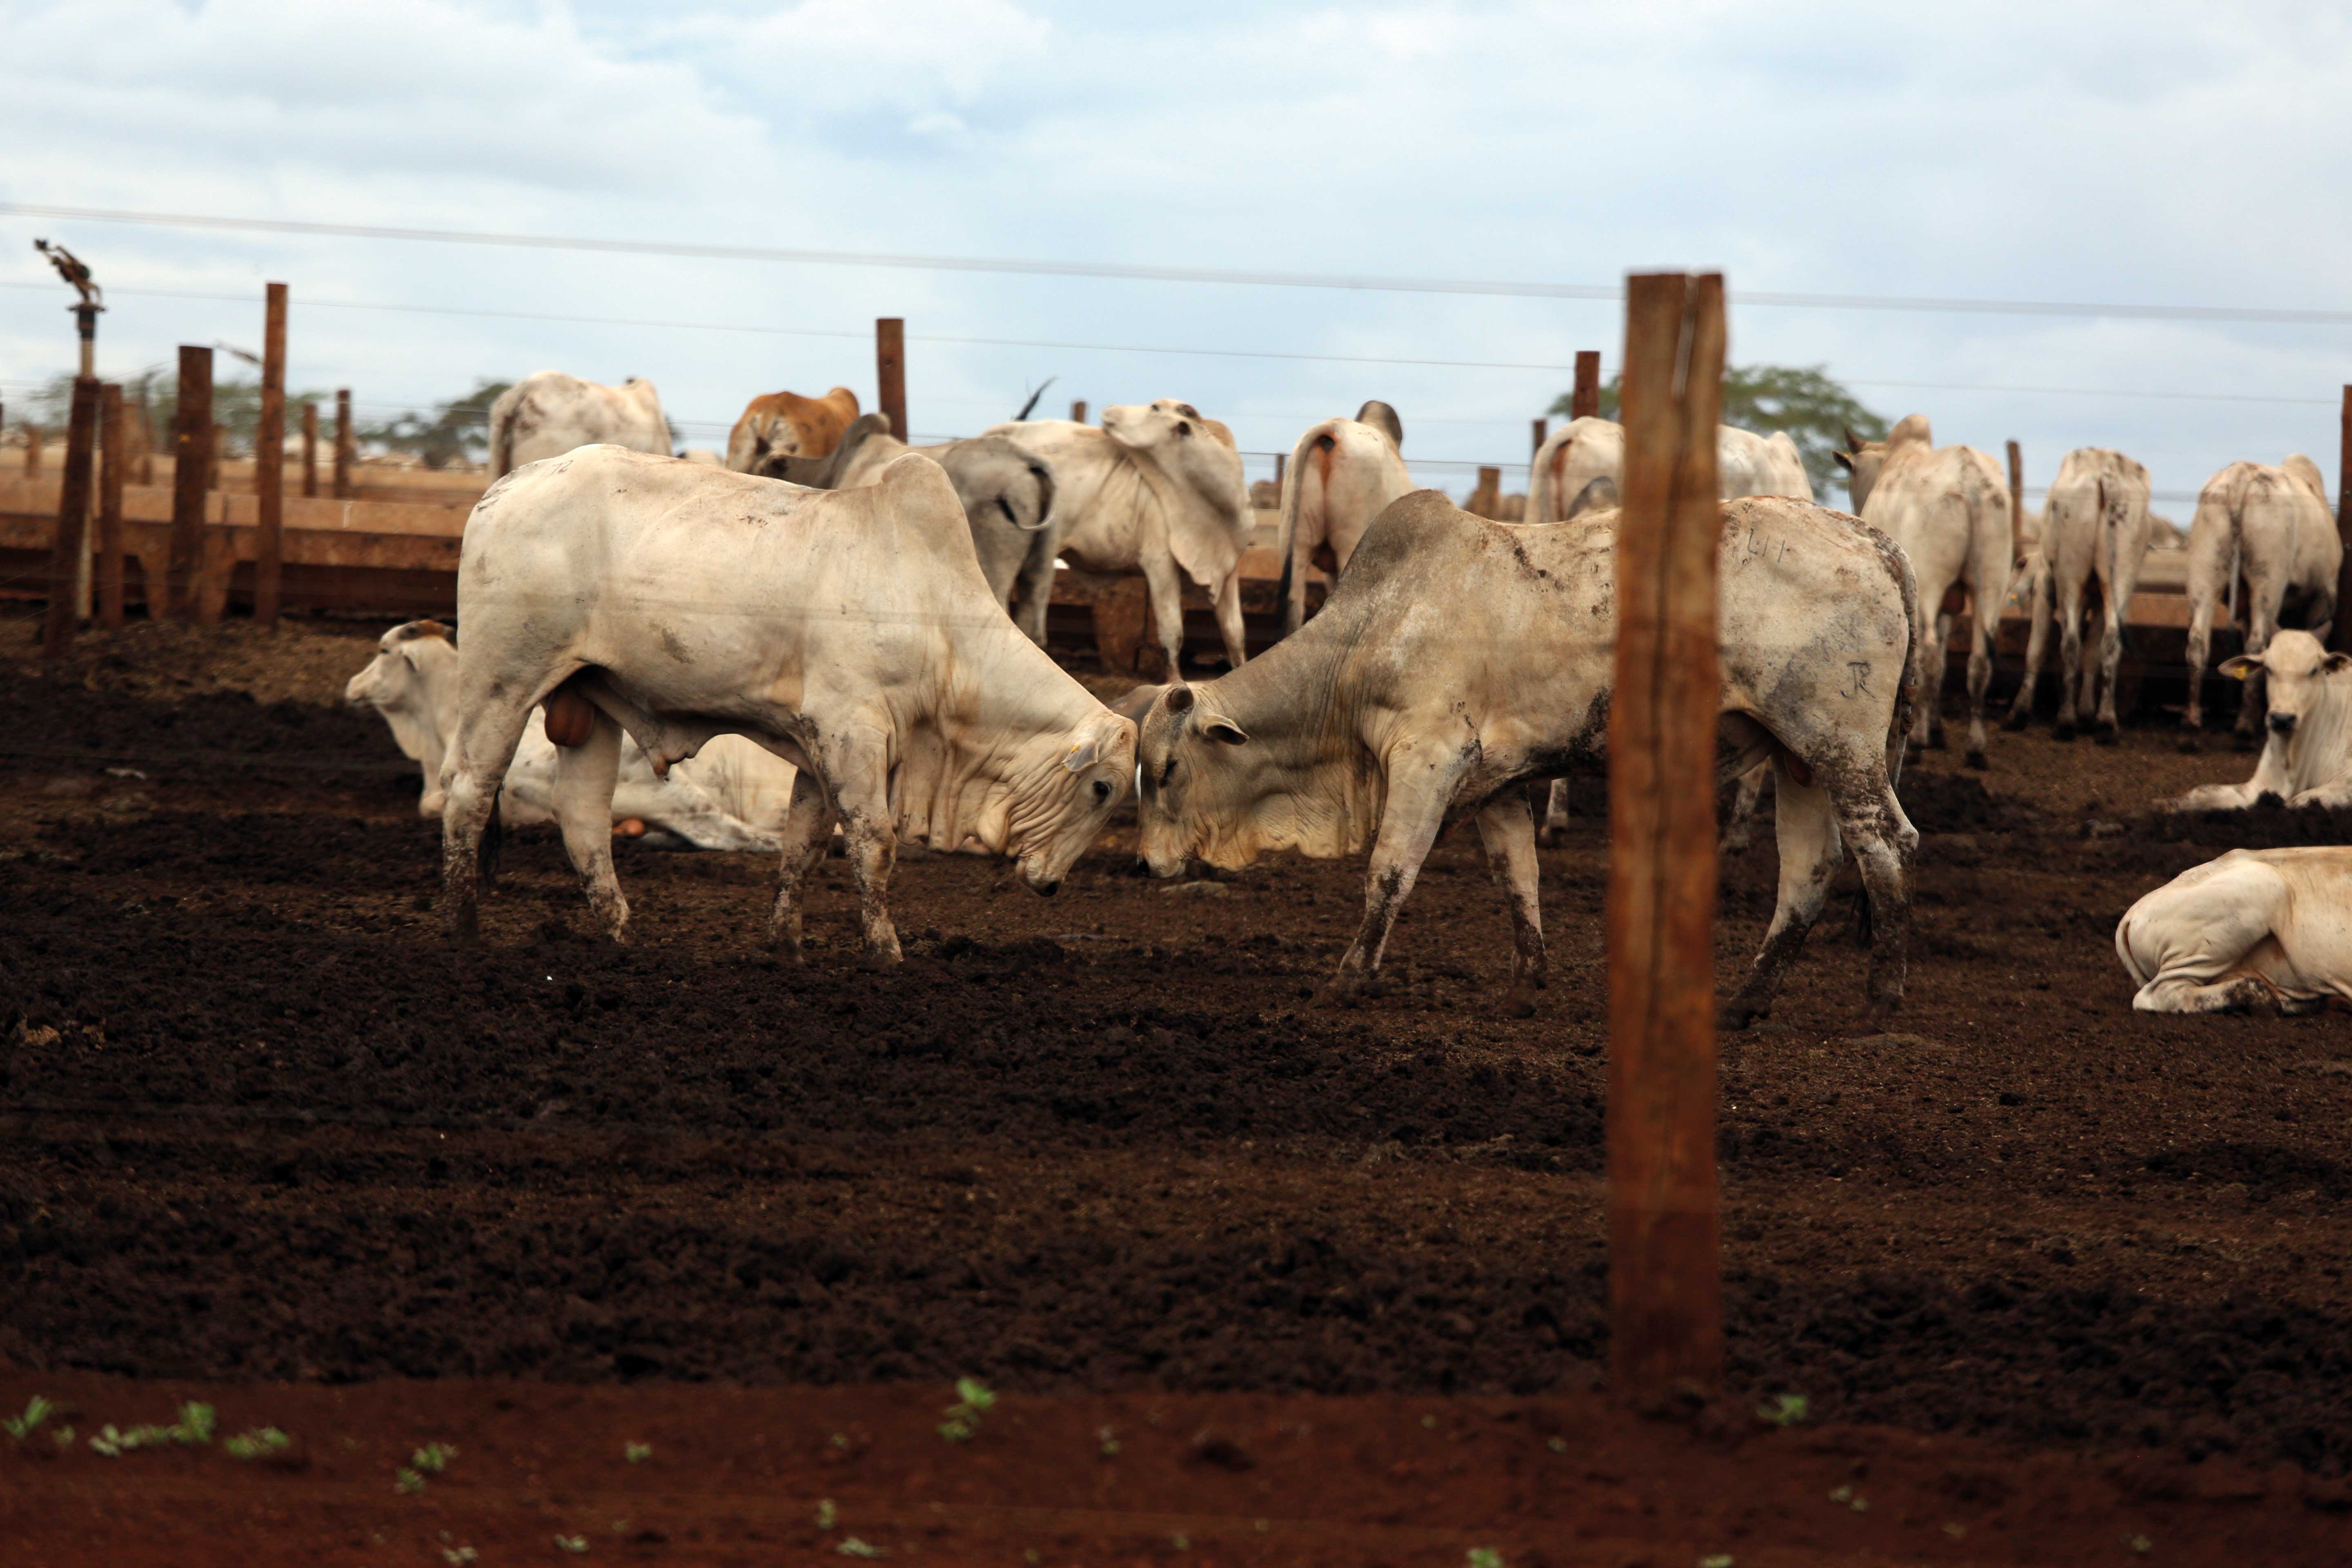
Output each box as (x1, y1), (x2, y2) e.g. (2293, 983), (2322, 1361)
(1070, 399), (1087, 424)
(135, 387), (154, 486)
(1607, 272), (1727, 1404)
(97, 383), (126, 629)
(1532, 417), (1549, 455)
(876, 318), (906, 440)
(1274, 452), (1286, 487)
(42, 378), (102, 662)
(23, 424), (41, 477)
(333, 388), (354, 499)
(2334, 387), (2352, 655)
(1572, 350), (1604, 420)
(167, 346), (214, 621)
(254, 281), (289, 626)
(1470, 466), (1502, 517)
(2005, 440), (2026, 565)
(301, 400), (318, 498)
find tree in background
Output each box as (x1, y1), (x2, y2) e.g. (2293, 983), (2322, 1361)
(1549, 363), (1888, 499)
(363, 379), (511, 469)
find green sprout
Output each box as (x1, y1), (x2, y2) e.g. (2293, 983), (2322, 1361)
(1097, 1425), (1121, 1458)
(174, 1402), (216, 1446)
(88, 1422), (176, 1457)
(412, 1442), (458, 1474)
(1546, 1436), (1567, 1454)
(225, 1428), (292, 1460)
(1756, 1392), (1810, 1428)
(936, 1378), (997, 1443)
(1699, 1557), (1736, 1568)
(816, 1499), (838, 1531)
(555, 1535), (589, 1555)
(2127, 1537), (2152, 1556)
(3, 1396), (55, 1440)
(441, 1548), (478, 1566)
(1468, 1550), (1506, 1568)
(51, 1425), (75, 1449)
(624, 1441), (652, 1464)
(835, 1538), (885, 1559)
(395, 1468), (428, 1495)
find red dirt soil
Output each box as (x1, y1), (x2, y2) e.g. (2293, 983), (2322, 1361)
(4, 619), (2352, 1561)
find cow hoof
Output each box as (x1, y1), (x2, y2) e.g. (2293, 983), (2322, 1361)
(1925, 732), (1947, 751)
(2003, 708), (2030, 732)
(1964, 749), (1988, 771)
(1503, 992), (1537, 1020)
(1717, 998), (1764, 1032)
(2051, 722), (2075, 742)
(2094, 724), (2119, 747)
(2176, 735), (2202, 755)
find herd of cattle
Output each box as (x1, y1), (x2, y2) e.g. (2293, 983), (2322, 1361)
(329, 368), (2352, 1023)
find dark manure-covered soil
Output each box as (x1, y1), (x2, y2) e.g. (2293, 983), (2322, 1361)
(6, 664), (2352, 1493)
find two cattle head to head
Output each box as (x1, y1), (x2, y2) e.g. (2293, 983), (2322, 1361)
(344, 619), (452, 710)
(1134, 683), (1251, 878)
(1016, 712), (1140, 895)
(2222, 630), (2351, 738)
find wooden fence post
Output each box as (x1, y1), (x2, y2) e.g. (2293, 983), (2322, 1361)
(1274, 452), (1285, 488)
(167, 346), (214, 620)
(876, 318), (906, 439)
(135, 386), (154, 486)
(1070, 399), (1087, 424)
(2334, 387), (2352, 654)
(1470, 466), (1502, 518)
(254, 281), (289, 626)
(1572, 350), (1603, 420)
(301, 400), (318, 498)
(23, 423), (41, 477)
(2006, 439), (2026, 565)
(1532, 417), (1548, 455)
(42, 378), (102, 663)
(1607, 271), (1727, 1405)
(98, 383), (125, 628)
(334, 388), (354, 499)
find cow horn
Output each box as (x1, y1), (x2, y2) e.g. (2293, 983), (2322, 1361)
(1842, 425), (1861, 453)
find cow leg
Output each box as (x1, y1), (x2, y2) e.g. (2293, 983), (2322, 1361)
(1721, 763), (1768, 853)
(2006, 561), (2051, 731)
(826, 737), (903, 965)
(1962, 597), (1997, 768)
(1282, 529), (1312, 637)
(2183, 591), (2216, 733)
(1140, 553), (1189, 679)
(1474, 794), (1545, 1009)
(2095, 568), (2134, 740)
(1012, 531), (1058, 648)
(1538, 778), (1571, 847)
(1841, 781), (1914, 1022)
(1911, 610), (1946, 753)
(2052, 575), (2085, 740)
(1326, 760), (1461, 1000)
(552, 709), (630, 942)
(767, 768), (838, 958)
(1719, 757), (1844, 1030)
(1212, 568), (1249, 670)
(439, 697), (536, 940)
(2234, 595), (2279, 749)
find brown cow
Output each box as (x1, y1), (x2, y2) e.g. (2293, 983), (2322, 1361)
(725, 387), (862, 472)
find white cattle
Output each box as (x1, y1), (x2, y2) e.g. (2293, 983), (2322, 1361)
(2116, 847), (2352, 1013)
(987, 400), (1252, 675)
(1526, 419), (1813, 525)
(770, 412), (1058, 637)
(2182, 456), (2341, 741)
(488, 373), (668, 477)
(1133, 490), (1919, 1028)
(437, 448), (1136, 956)
(345, 621), (792, 851)
(1528, 418), (1814, 847)
(1274, 400), (1414, 634)
(2163, 631), (2352, 811)
(1835, 414), (2013, 767)
(2005, 447), (2154, 741)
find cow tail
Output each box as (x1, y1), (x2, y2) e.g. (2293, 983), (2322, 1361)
(1274, 426), (1316, 624)
(1891, 541), (1921, 788)
(488, 403), (514, 479)
(479, 783), (505, 891)
(1527, 430), (1561, 523)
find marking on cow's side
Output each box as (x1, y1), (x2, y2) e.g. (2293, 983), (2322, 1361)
(1842, 661), (1873, 698)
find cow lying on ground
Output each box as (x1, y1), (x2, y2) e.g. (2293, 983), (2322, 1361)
(1836, 414), (2013, 768)
(764, 412), (1058, 638)
(489, 372), (668, 477)
(2116, 847), (2352, 1013)
(2162, 631), (2352, 811)
(439, 447), (1136, 954)
(1133, 490), (1918, 1026)
(1274, 401), (1412, 634)
(726, 387), (861, 472)
(2007, 447), (2154, 742)
(988, 400), (1252, 675)
(347, 621), (793, 851)
(2182, 455), (2341, 744)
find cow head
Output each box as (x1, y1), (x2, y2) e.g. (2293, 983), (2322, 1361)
(1832, 413), (1929, 513)
(2221, 630), (2350, 739)
(1101, 399), (1247, 519)
(1008, 710), (1138, 895)
(345, 621), (457, 815)
(1134, 682), (1261, 878)
(1354, 399), (1405, 450)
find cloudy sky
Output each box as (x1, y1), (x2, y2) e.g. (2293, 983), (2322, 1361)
(2, 0), (2347, 507)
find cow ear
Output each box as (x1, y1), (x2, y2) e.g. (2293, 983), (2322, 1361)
(2218, 655), (2261, 680)
(1833, 451), (1855, 472)
(1201, 714), (1249, 746)
(1176, 403), (1201, 420)
(1164, 684), (1195, 716)
(1063, 738), (1100, 773)
(2326, 653), (2352, 674)
(1842, 425), (1861, 452)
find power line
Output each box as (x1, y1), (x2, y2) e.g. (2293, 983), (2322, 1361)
(1, 282), (2336, 411)
(5, 200), (2352, 326)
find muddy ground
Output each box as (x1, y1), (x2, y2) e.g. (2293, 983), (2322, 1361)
(3, 615), (2351, 1560)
